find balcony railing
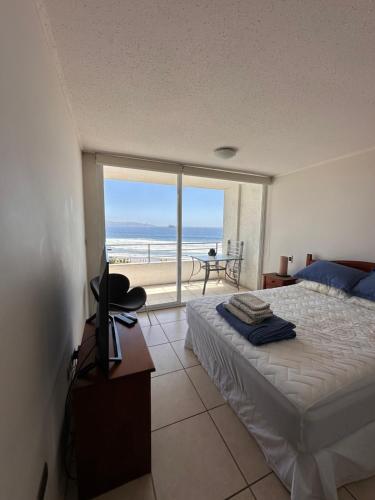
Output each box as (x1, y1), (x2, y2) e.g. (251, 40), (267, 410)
(107, 241), (223, 264)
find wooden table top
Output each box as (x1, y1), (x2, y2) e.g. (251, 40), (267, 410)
(73, 318), (155, 390)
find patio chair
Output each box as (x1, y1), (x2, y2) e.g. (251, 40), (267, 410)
(225, 240), (244, 289)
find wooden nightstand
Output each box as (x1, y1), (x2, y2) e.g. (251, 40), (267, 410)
(262, 273), (297, 289)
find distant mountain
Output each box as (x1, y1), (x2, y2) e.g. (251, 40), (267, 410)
(107, 220), (156, 227)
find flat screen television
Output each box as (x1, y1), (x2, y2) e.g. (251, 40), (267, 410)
(95, 250), (122, 375)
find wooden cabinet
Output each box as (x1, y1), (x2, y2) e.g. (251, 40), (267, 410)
(72, 320), (155, 499)
(262, 273), (297, 289)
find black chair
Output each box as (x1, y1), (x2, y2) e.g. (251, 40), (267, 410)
(90, 273), (148, 318)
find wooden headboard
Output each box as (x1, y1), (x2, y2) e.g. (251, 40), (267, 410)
(306, 253), (375, 273)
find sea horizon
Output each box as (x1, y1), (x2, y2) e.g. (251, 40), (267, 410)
(106, 222), (223, 262)
(106, 221), (223, 243)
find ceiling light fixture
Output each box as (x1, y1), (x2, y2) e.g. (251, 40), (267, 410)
(214, 147), (238, 159)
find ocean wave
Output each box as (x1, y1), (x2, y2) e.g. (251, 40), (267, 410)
(106, 238), (221, 245)
(107, 238), (177, 245)
(106, 238), (222, 262)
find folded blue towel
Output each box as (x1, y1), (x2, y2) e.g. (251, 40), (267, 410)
(216, 302), (296, 346)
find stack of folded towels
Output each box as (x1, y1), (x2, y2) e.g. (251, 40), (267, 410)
(225, 293), (273, 324)
(216, 293), (296, 346)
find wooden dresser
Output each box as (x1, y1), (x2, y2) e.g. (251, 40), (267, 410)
(72, 320), (155, 499)
(262, 272), (297, 289)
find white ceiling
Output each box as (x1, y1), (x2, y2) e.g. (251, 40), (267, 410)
(42, 0), (375, 176)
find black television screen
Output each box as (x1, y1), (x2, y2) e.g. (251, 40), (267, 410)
(96, 250), (110, 374)
(95, 249), (122, 375)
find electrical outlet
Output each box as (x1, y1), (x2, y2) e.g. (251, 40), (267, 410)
(37, 462), (48, 500)
(288, 256), (294, 263)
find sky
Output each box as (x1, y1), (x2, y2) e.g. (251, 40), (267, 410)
(104, 179), (224, 227)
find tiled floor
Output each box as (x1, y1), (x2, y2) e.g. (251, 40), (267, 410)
(144, 280), (249, 306)
(66, 305), (375, 500)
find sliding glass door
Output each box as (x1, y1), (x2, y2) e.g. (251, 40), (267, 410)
(103, 165), (180, 307)
(181, 175), (225, 301)
(101, 160), (265, 309)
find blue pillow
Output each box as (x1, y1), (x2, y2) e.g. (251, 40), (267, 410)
(351, 273), (375, 301)
(294, 260), (367, 292)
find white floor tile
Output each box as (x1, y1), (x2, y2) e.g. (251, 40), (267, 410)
(152, 412), (246, 500)
(231, 488), (256, 500)
(210, 405), (270, 484)
(154, 307), (186, 324)
(186, 365), (225, 409)
(161, 320), (188, 341)
(171, 340), (200, 368)
(151, 370), (205, 430)
(338, 487), (355, 499)
(137, 311), (158, 326)
(148, 343), (183, 377)
(94, 474), (155, 500)
(250, 473), (289, 500)
(141, 324), (168, 346)
(346, 475), (375, 500)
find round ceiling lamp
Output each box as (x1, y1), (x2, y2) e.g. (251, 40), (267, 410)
(214, 147), (238, 159)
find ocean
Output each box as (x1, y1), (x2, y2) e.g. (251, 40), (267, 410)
(106, 222), (223, 263)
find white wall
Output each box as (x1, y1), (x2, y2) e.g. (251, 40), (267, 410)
(223, 184), (240, 244)
(238, 184), (264, 289)
(82, 153), (105, 313)
(110, 260), (206, 287)
(264, 149), (375, 275)
(223, 183), (264, 290)
(0, 1), (87, 499)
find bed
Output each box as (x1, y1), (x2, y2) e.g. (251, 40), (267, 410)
(185, 254), (375, 500)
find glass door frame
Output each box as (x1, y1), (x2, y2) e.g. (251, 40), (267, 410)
(176, 172), (183, 305)
(140, 171), (183, 310)
(103, 165), (185, 311)
(99, 154), (270, 311)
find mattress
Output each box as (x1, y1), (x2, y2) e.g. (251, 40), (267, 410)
(185, 284), (375, 453)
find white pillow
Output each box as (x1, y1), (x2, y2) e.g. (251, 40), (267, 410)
(347, 296), (375, 311)
(297, 280), (349, 300)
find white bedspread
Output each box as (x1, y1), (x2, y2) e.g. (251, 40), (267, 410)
(185, 284), (375, 499)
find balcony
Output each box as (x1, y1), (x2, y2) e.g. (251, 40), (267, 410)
(144, 280), (250, 306)
(107, 241), (250, 306)
(101, 165), (264, 310)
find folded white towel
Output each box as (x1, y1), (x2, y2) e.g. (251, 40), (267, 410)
(224, 303), (257, 324)
(224, 303), (273, 324)
(231, 297), (273, 319)
(231, 293), (270, 311)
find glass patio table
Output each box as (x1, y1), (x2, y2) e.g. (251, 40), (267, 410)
(187, 254), (243, 295)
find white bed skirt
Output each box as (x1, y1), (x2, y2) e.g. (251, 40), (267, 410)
(185, 307), (375, 500)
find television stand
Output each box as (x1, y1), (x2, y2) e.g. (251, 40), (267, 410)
(84, 314), (123, 362)
(72, 319), (155, 499)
